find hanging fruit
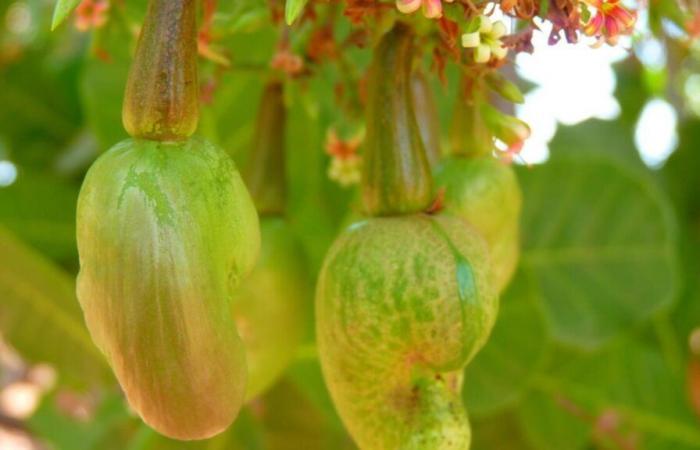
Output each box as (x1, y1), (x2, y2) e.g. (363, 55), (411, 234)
(316, 23), (498, 449)
(75, 0), (260, 440)
(232, 82), (311, 400)
(434, 77), (523, 292)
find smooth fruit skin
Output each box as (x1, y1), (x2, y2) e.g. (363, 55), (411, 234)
(316, 214), (498, 450)
(435, 157), (522, 292)
(76, 137), (260, 440)
(231, 217), (309, 400)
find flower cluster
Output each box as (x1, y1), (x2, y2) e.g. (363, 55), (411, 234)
(396, 0), (453, 19)
(74, 0), (109, 32)
(270, 48), (305, 76)
(581, 0), (637, 45)
(325, 129), (363, 187)
(393, 0), (637, 51)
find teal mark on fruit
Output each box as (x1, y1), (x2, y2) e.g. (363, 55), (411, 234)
(427, 216), (479, 369)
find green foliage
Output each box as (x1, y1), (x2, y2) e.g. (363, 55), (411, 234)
(0, 226), (110, 387)
(0, 171), (78, 261)
(285, 0), (309, 25)
(52, 0), (81, 30)
(520, 340), (700, 449)
(463, 270), (549, 416)
(517, 389), (591, 450)
(79, 48), (129, 151)
(518, 153), (677, 349)
(29, 391), (135, 450)
(232, 218), (311, 399)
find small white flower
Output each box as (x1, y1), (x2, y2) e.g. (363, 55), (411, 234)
(461, 15), (509, 63)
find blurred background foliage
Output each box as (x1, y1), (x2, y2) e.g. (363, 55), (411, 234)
(0, 0), (699, 449)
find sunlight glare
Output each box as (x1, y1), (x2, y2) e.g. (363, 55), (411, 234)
(514, 21), (628, 163)
(0, 161), (17, 187)
(634, 98), (678, 168)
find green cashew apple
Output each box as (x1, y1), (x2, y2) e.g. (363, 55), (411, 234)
(435, 157), (521, 292)
(318, 23), (500, 449)
(76, 137), (260, 440)
(231, 218), (309, 399)
(230, 82), (311, 400)
(317, 214), (498, 449)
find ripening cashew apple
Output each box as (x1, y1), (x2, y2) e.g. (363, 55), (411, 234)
(434, 84), (522, 292)
(231, 82), (310, 400)
(76, 0), (259, 440)
(232, 218), (308, 399)
(434, 158), (521, 293)
(316, 24), (498, 449)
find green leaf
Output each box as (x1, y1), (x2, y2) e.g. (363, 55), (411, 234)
(258, 378), (354, 450)
(443, 5), (468, 24)
(669, 230), (700, 355)
(517, 389), (591, 450)
(579, 3), (591, 23)
(79, 28), (131, 151)
(213, 0), (270, 34)
(285, 79), (353, 274)
(30, 391), (134, 450)
(518, 153), (678, 349)
(0, 226), (110, 387)
(472, 413), (535, 450)
(129, 372), (352, 450)
(461, 17), (481, 34)
(285, 0), (308, 25)
(662, 119), (700, 222)
(0, 58), (81, 167)
(0, 171), (78, 262)
(52, 0), (81, 30)
(548, 119), (644, 167)
(136, 409), (262, 450)
(463, 270), (550, 416)
(526, 342), (700, 449)
(286, 358), (347, 434)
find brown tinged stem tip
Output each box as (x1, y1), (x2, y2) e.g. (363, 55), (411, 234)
(122, 0), (199, 141)
(362, 23), (433, 217)
(244, 82), (287, 216)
